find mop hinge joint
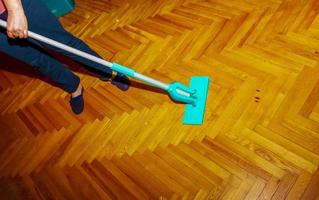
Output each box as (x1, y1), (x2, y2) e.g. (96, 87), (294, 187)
(168, 82), (197, 105)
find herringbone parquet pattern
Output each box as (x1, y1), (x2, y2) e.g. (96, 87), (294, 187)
(0, 0), (319, 199)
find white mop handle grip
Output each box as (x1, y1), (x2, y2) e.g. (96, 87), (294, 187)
(0, 19), (170, 90)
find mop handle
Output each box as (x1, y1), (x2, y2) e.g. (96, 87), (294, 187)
(0, 19), (170, 91)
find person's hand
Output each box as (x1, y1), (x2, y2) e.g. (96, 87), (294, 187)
(6, 9), (28, 39)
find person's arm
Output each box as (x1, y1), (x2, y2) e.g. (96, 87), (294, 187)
(3, 0), (28, 38)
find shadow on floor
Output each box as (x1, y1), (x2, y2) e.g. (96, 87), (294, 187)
(0, 51), (169, 96)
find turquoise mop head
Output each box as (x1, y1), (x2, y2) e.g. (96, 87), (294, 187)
(168, 76), (210, 125)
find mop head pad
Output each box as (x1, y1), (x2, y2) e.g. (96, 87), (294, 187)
(182, 76), (210, 125)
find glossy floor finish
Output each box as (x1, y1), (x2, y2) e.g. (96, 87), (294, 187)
(0, 0), (319, 199)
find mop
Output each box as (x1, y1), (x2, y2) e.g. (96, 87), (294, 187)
(0, 19), (209, 125)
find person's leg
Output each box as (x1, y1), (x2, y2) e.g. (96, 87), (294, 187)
(22, 0), (113, 77)
(22, 0), (131, 90)
(0, 33), (79, 94)
(1, 12), (83, 114)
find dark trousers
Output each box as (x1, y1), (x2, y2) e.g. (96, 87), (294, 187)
(0, 0), (112, 93)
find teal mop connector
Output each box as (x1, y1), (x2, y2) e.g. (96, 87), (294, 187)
(112, 62), (136, 77)
(168, 82), (197, 105)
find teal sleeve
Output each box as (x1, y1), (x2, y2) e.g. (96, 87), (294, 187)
(111, 62), (135, 77)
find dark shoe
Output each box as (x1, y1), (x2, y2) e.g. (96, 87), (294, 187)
(111, 73), (131, 91)
(70, 88), (84, 115)
(99, 72), (113, 82)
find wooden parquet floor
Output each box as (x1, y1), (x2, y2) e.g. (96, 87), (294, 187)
(0, 0), (319, 199)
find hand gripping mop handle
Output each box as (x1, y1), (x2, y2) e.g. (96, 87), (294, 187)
(0, 19), (195, 104)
